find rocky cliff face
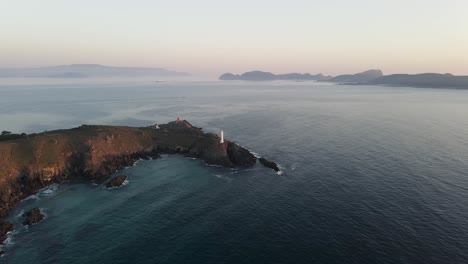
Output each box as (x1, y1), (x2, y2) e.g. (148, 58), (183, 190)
(0, 120), (257, 220)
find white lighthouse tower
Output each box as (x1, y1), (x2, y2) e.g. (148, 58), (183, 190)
(220, 130), (224, 144)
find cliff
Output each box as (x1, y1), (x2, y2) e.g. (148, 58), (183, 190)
(0, 120), (257, 220)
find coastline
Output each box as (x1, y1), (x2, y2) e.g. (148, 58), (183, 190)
(0, 119), (282, 254)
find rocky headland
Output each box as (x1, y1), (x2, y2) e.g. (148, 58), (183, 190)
(0, 120), (260, 218)
(0, 120), (278, 250)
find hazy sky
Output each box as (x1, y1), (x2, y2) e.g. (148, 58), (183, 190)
(0, 0), (467, 76)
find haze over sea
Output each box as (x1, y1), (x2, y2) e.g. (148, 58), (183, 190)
(1, 79), (468, 264)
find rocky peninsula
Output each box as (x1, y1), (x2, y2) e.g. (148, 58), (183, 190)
(0, 120), (261, 218)
(0, 119), (281, 250)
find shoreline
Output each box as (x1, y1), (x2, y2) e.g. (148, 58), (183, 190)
(0, 119), (280, 255)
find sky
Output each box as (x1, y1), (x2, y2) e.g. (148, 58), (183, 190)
(0, 0), (467, 77)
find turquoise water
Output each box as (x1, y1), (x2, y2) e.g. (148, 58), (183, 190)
(2, 79), (468, 263)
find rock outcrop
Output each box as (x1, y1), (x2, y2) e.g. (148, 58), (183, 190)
(23, 208), (44, 226)
(106, 175), (128, 188)
(0, 221), (13, 242)
(0, 120), (257, 221)
(259, 158), (281, 172)
(0, 221), (13, 255)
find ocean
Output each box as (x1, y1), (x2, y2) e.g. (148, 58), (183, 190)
(1, 79), (468, 263)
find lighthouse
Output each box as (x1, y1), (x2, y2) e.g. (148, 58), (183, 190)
(220, 130), (224, 144)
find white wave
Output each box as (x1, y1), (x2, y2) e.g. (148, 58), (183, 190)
(33, 208), (48, 223)
(204, 163), (223, 168)
(23, 194), (39, 201)
(213, 174), (233, 183)
(277, 170), (284, 176)
(3, 230), (15, 246)
(16, 209), (25, 218)
(38, 184), (59, 196)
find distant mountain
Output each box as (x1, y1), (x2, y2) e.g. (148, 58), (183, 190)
(220, 69), (468, 89)
(369, 73), (468, 89)
(219, 71), (332, 81)
(324, 70), (468, 89)
(324, 69), (383, 83)
(0, 64), (190, 78)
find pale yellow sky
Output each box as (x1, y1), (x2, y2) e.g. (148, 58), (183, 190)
(0, 0), (467, 77)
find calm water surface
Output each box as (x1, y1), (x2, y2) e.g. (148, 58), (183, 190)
(1, 79), (468, 263)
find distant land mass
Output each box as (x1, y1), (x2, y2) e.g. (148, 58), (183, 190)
(324, 69), (383, 83)
(326, 70), (468, 89)
(219, 71), (332, 81)
(368, 73), (468, 89)
(220, 69), (468, 89)
(0, 64), (190, 78)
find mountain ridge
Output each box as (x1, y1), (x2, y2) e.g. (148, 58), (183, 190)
(0, 64), (190, 78)
(220, 69), (468, 89)
(219, 71), (332, 81)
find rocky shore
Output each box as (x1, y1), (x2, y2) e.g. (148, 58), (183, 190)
(106, 175), (128, 188)
(0, 120), (279, 253)
(0, 120), (261, 219)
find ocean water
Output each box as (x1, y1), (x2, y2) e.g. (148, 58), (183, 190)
(1, 79), (468, 264)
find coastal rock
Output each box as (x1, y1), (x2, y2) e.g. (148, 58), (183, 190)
(259, 157), (281, 172)
(227, 142), (257, 166)
(0, 221), (13, 243)
(23, 208), (44, 226)
(106, 175), (128, 188)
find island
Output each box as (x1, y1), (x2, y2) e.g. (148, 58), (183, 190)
(0, 64), (190, 78)
(220, 69), (468, 89)
(321, 69), (383, 83)
(219, 71), (332, 81)
(368, 73), (468, 89)
(321, 70), (468, 89)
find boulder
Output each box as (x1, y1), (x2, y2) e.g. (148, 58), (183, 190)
(23, 208), (44, 226)
(106, 175), (128, 188)
(0, 221), (13, 242)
